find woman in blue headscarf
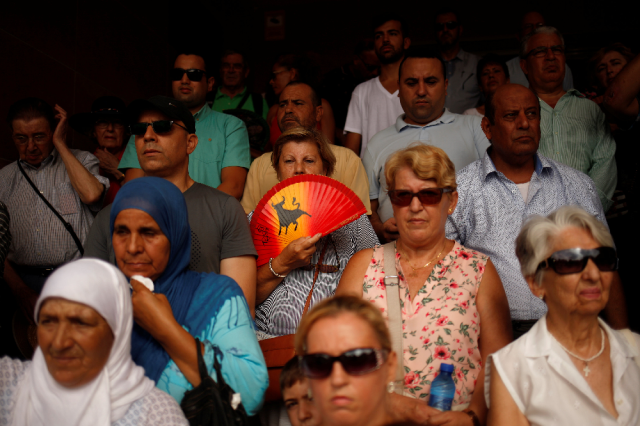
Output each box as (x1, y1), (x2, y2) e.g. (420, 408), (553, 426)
(109, 177), (268, 415)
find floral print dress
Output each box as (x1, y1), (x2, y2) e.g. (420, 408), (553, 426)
(363, 242), (487, 406)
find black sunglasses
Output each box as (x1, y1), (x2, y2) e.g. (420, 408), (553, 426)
(300, 348), (388, 379)
(129, 120), (189, 136)
(436, 21), (459, 31)
(388, 188), (453, 207)
(536, 247), (618, 275)
(170, 68), (206, 82)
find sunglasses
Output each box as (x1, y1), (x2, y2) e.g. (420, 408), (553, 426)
(170, 68), (206, 82)
(388, 188), (453, 207)
(536, 247), (618, 275)
(436, 21), (459, 31)
(300, 348), (388, 379)
(129, 120), (189, 136)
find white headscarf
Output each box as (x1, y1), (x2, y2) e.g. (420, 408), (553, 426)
(11, 258), (156, 426)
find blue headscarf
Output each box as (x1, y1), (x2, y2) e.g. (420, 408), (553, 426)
(110, 177), (202, 382)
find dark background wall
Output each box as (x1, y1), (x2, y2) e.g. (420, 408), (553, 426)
(1, 0), (635, 168)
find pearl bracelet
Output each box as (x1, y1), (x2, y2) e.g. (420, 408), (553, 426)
(269, 258), (287, 278)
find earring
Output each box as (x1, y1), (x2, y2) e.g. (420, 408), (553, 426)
(538, 294), (544, 300)
(387, 381), (395, 394)
(448, 209), (452, 214)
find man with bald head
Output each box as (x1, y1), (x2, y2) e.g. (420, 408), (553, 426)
(240, 82), (371, 215)
(506, 12), (574, 90)
(446, 84), (627, 336)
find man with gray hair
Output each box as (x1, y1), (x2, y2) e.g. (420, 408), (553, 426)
(446, 84), (627, 338)
(520, 26), (617, 211)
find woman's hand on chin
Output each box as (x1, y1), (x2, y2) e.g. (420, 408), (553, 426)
(131, 279), (177, 339)
(274, 233), (322, 273)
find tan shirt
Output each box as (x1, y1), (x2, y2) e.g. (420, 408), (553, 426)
(241, 145), (372, 215)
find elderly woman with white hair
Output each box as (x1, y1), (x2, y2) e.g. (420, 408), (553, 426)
(486, 206), (640, 426)
(0, 258), (188, 425)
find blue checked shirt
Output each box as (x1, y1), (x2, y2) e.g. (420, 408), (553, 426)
(445, 151), (606, 320)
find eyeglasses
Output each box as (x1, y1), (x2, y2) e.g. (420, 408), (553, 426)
(170, 68), (206, 82)
(129, 120), (189, 136)
(436, 21), (459, 31)
(270, 69), (288, 80)
(526, 45), (565, 58)
(300, 348), (388, 379)
(12, 134), (49, 146)
(95, 119), (125, 129)
(221, 63), (244, 71)
(388, 188), (453, 207)
(536, 247), (618, 275)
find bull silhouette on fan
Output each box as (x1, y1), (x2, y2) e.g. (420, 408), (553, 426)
(271, 196), (311, 235)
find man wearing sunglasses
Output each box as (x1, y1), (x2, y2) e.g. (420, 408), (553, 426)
(117, 50), (250, 200)
(505, 12), (574, 91)
(434, 9), (481, 114)
(85, 96), (258, 315)
(521, 26), (617, 212)
(445, 84), (627, 335)
(364, 47), (489, 242)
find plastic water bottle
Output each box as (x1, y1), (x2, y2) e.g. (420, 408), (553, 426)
(428, 363), (455, 411)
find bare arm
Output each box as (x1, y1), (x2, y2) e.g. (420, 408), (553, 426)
(335, 248), (372, 298)
(602, 272), (628, 329)
(220, 255), (256, 317)
(217, 166), (247, 200)
(320, 99), (336, 144)
(602, 54), (640, 124)
(369, 199), (399, 243)
(487, 361), (529, 426)
(3, 260), (38, 325)
(344, 132), (362, 156)
(123, 167), (145, 184)
(52, 105), (104, 204)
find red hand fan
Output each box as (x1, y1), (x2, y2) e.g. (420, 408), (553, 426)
(251, 175), (366, 267)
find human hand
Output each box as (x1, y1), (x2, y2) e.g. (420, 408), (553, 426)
(131, 279), (177, 339)
(94, 147), (121, 176)
(426, 410), (474, 426)
(52, 104), (69, 148)
(273, 233), (322, 275)
(383, 217), (399, 243)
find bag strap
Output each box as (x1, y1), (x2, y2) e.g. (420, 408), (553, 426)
(194, 338), (209, 379)
(302, 237), (331, 316)
(237, 90), (252, 110)
(382, 242), (404, 394)
(17, 161), (84, 256)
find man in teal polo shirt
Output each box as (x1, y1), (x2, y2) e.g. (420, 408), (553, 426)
(211, 50), (269, 120)
(118, 50), (250, 200)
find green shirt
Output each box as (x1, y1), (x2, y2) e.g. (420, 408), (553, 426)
(538, 89), (617, 211)
(211, 87), (269, 120)
(118, 104), (250, 189)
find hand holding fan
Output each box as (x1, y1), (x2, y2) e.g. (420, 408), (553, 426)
(251, 175), (366, 267)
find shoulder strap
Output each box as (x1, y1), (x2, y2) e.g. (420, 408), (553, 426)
(382, 242), (404, 393)
(250, 93), (264, 117)
(302, 238), (331, 316)
(237, 90), (252, 110)
(17, 161), (84, 256)
(194, 338), (209, 379)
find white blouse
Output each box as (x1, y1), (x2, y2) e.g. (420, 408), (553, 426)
(485, 316), (640, 425)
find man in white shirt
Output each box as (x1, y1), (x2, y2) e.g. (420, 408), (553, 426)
(506, 11), (573, 90)
(344, 14), (410, 158)
(364, 47), (489, 242)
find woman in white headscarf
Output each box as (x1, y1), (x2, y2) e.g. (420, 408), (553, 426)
(0, 258), (189, 426)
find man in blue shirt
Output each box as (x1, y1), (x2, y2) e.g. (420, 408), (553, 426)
(446, 84), (627, 336)
(364, 47), (489, 242)
(118, 50), (250, 200)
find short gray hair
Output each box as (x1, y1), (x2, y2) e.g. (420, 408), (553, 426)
(519, 26), (565, 59)
(515, 206), (614, 285)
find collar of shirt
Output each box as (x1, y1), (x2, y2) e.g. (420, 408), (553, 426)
(214, 86), (248, 101)
(444, 48), (467, 63)
(193, 103), (213, 122)
(19, 148), (58, 170)
(480, 150), (548, 181)
(395, 108), (455, 132)
(539, 88), (584, 110)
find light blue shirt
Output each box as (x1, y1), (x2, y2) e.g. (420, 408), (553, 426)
(363, 110), (490, 222)
(118, 104), (250, 188)
(506, 56), (574, 91)
(444, 49), (482, 114)
(445, 151), (606, 321)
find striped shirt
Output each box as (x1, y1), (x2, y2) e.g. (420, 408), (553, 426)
(0, 149), (109, 266)
(0, 202), (10, 277)
(446, 151), (606, 321)
(538, 89), (617, 211)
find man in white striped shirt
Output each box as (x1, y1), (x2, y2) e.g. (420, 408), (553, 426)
(520, 26), (617, 211)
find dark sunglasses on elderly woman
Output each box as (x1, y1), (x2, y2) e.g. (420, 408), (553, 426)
(170, 68), (206, 81)
(388, 188), (453, 207)
(129, 120), (188, 136)
(300, 348), (388, 379)
(536, 247), (618, 275)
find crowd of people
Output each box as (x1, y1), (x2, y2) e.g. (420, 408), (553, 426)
(1, 8), (639, 426)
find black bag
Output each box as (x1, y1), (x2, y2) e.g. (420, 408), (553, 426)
(180, 339), (250, 426)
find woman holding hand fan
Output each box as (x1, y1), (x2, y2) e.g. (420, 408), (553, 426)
(336, 144), (512, 426)
(250, 127), (379, 338)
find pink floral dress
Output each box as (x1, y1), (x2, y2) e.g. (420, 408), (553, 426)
(363, 242), (487, 406)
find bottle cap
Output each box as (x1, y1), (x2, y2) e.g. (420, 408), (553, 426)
(440, 363), (454, 373)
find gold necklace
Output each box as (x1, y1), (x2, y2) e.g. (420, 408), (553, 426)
(398, 241), (447, 277)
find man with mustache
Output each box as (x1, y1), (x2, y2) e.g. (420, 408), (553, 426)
(344, 14), (410, 157)
(446, 84), (627, 337)
(240, 81), (371, 215)
(364, 47), (489, 242)
(521, 26), (617, 211)
(117, 50), (250, 200)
